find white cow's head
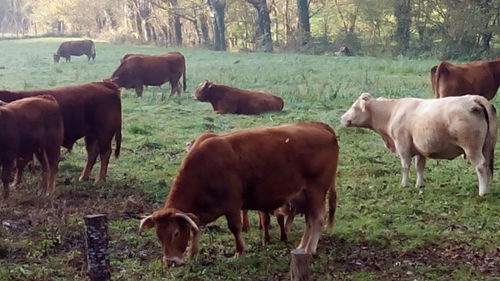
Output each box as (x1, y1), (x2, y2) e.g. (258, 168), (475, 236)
(341, 93), (373, 128)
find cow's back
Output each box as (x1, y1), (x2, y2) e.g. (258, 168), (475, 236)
(182, 122), (338, 212)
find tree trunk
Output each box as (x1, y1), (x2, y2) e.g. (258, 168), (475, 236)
(296, 0), (310, 46)
(394, 0), (411, 55)
(173, 15), (182, 46)
(246, 0), (273, 52)
(208, 0), (226, 51)
(199, 14), (210, 47)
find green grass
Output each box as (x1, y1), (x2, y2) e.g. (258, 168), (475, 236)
(0, 38), (499, 280)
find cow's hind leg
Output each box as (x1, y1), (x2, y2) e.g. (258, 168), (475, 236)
(464, 148), (489, 196)
(260, 211), (271, 245)
(1, 160), (14, 199)
(12, 156), (30, 186)
(79, 137), (99, 182)
(415, 155), (426, 187)
(276, 213), (287, 242)
(225, 210), (246, 257)
(135, 84), (144, 98)
(241, 210), (249, 232)
(45, 143), (60, 194)
(96, 135), (113, 182)
(302, 190), (325, 255)
(34, 150), (50, 194)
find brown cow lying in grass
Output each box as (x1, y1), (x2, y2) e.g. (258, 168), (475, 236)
(0, 95), (63, 199)
(430, 59), (500, 100)
(140, 122), (339, 265)
(193, 80), (284, 114)
(53, 40), (96, 63)
(342, 93), (497, 196)
(0, 81), (122, 183)
(110, 52), (186, 97)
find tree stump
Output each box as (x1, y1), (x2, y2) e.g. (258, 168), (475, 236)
(290, 248), (311, 281)
(84, 214), (111, 281)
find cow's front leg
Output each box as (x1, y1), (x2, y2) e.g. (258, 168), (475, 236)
(415, 155), (426, 187)
(398, 152), (411, 187)
(226, 210), (245, 257)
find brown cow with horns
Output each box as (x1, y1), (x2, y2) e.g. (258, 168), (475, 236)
(0, 81), (122, 183)
(139, 122), (339, 265)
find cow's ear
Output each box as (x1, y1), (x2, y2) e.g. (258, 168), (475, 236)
(139, 215), (156, 231)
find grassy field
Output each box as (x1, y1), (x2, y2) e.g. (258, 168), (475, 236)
(0, 38), (499, 281)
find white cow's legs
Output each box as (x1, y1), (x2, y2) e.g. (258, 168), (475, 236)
(465, 149), (489, 196)
(399, 154), (411, 187)
(415, 155), (426, 187)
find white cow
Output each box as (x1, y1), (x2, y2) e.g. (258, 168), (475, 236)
(341, 93), (497, 196)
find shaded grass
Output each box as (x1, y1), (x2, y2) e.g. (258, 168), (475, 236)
(0, 38), (499, 280)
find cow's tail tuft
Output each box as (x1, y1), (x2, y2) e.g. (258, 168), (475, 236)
(475, 98), (497, 177)
(327, 134), (339, 231)
(435, 62), (449, 98)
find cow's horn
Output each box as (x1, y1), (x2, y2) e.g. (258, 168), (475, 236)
(139, 215), (154, 231)
(174, 213), (199, 232)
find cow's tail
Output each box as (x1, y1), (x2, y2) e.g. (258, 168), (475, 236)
(435, 62), (450, 98)
(183, 61), (187, 92)
(475, 98), (497, 178)
(327, 134), (339, 231)
(115, 125), (122, 158)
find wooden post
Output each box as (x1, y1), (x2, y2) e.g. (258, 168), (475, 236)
(290, 248), (312, 281)
(84, 214), (111, 281)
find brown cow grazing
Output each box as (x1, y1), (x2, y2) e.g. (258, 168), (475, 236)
(0, 95), (63, 199)
(194, 80), (284, 115)
(110, 52), (186, 97)
(53, 40), (96, 63)
(341, 93), (497, 196)
(431, 60), (500, 100)
(0, 81), (121, 183)
(139, 122), (339, 264)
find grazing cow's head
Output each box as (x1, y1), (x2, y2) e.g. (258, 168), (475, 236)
(53, 54), (61, 63)
(193, 80), (213, 101)
(341, 93), (373, 127)
(139, 209), (199, 265)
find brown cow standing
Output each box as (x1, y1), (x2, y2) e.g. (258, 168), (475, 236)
(430, 59), (500, 100)
(139, 122), (339, 264)
(53, 40), (96, 63)
(194, 80), (284, 114)
(110, 52), (186, 97)
(0, 95), (63, 199)
(0, 81), (121, 183)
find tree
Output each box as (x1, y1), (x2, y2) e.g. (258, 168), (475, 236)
(208, 0), (226, 51)
(296, 0), (310, 46)
(245, 0), (273, 52)
(394, 0), (411, 55)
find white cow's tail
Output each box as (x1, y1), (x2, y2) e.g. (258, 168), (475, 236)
(475, 98), (497, 178)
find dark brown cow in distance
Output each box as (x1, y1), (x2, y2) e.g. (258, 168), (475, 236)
(139, 122), (339, 264)
(53, 40), (96, 63)
(0, 95), (63, 199)
(193, 80), (284, 114)
(110, 52), (186, 97)
(430, 59), (500, 100)
(0, 81), (122, 183)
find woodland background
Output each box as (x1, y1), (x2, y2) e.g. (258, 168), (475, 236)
(0, 0), (499, 60)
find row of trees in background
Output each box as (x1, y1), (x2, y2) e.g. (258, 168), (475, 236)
(0, 0), (499, 59)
